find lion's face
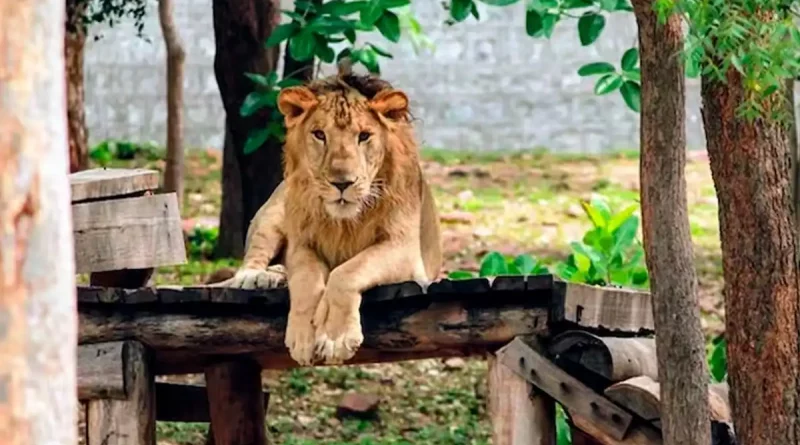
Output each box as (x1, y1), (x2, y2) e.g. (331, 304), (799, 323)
(278, 80), (409, 220)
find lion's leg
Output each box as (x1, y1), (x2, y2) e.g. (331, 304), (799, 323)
(313, 242), (426, 364)
(217, 182), (288, 289)
(285, 243), (330, 366)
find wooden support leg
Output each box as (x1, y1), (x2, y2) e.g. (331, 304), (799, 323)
(571, 424), (604, 445)
(86, 342), (155, 445)
(205, 360), (267, 445)
(488, 354), (556, 445)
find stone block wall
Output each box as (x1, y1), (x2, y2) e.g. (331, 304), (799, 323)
(84, 0), (711, 153)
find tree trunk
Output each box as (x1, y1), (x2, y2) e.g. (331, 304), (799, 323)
(158, 0), (186, 208)
(66, 0), (88, 173)
(212, 0), (283, 258)
(701, 31), (800, 445)
(217, 129), (245, 258)
(631, 2), (711, 445)
(0, 0), (78, 443)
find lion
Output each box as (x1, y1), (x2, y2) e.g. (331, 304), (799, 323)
(215, 74), (443, 366)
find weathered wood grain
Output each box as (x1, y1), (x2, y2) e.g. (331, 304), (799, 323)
(205, 360), (267, 445)
(488, 352), (555, 445)
(548, 331), (658, 384)
(569, 412), (662, 445)
(560, 284), (653, 333)
(155, 382), (270, 423)
(70, 168), (159, 202)
(496, 337), (633, 441)
(72, 193), (186, 273)
(77, 342), (126, 401)
(86, 342), (155, 445)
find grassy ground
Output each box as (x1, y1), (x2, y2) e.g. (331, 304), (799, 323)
(81, 145), (725, 445)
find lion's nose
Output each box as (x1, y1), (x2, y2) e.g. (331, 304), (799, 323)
(330, 180), (354, 192)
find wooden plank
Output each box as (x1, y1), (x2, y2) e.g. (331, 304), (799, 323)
(495, 337), (633, 440)
(488, 353), (555, 445)
(560, 283), (654, 333)
(569, 412), (662, 445)
(86, 342), (155, 445)
(78, 342), (126, 401)
(79, 298), (550, 374)
(70, 168), (160, 202)
(205, 360), (267, 445)
(548, 331), (658, 383)
(155, 383), (270, 422)
(72, 193), (186, 273)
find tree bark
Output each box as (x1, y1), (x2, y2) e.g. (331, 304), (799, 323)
(0, 0), (78, 443)
(158, 0), (186, 209)
(213, 0), (282, 258)
(631, 2), (711, 445)
(217, 129), (245, 258)
(66, 0), (88, 173)
(701, 24), (800, 445)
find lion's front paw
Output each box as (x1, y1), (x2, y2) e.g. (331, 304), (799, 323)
(312, 290), (363, 365)
(221, 265), (287, 289)
(285, 315), (317, 366)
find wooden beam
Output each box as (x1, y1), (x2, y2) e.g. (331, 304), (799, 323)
(561, 284), (653, 333)
(155, 383), (269, 422)
(86, 341), (155, 445)
(70, 168), (159, 203)
(488, 352), (555, 445)
(495, 337), (633, 441)
(548, 331), (658, 384)
(569, 412), (662, 445)
(72, 193), (186, 273)
(78, 342), (127, 401)
(205, 360), (267, 445)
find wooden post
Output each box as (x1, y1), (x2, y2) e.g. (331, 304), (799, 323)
(205, 360), (268, 445)
(0, 0), (77, 442)
(86, 342), (155, 445)
(488, 354), (556, 445)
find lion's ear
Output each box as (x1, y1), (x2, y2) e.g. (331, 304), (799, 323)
(277, 87), (318, 127)
(369, 89), (409, 122)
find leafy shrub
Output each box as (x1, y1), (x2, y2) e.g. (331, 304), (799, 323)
(448, 195), (649, 290)
(186, 226), (219, 260)
(89, 139), (163, 166)
(708, 336), (727, 383)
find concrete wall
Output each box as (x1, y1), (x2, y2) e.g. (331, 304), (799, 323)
(84, 0), (709, 153)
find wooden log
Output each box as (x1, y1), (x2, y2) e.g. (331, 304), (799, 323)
(488, 352), (555, 445)
(495, 338), (633, 441)
(69, 168), (160, 202)
(571, 425), (605, 445)
(155, 383), (269, 422)
(78, 342), (127, 401)
(72, 193), (186, 273)
(86, 341), (155, 445)
(603, 376), (732, 428)
(561, 285), (654, 333)
(79, 293), (551, 374)
(205, 360), (267, 445)
(569, 412), (662, 445)
(548, 330), (658, 385)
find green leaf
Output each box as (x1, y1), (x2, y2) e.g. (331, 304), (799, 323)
(315, 41), (336, 63)
(607, 203), (639, 232)
(612, 215), (639, 254)
(590, 197), (612, 222)
(265, 23), (299, 48)
(577, 12), (605, 45)
(614, 0), (633, 11)
(573, 252), (591, 273)
(594, 73), (623, 95)
(631, 267), (649, 286)
(620, 47), (639, 71)
(244, 72), (274, 87)
(239, 92), (270, 117)
(368, 43), (393, 58)
(580, 200), (608, 228)
(541, 12), (558, 38)
(376, 10), (401, 42)
(470, 1), (480, 19)
(598, 0), (617, 11)
(479, 251), (508, 276)
(277, 77), (304, 88)
(359, 47), (380, 73)
(360, 0), (384, 26)
(525, 10), (543, 37)
(344, 29), (357, 43)
(513, 254), (537, 275)
(319, 0), (368, 16)
(620, 81), (641, 112)
(243, 128), (270, 154)
(450, 0), (473, 22)
(288, 31), (317, 62)
(529, 0), (558, 10)
(448, 270), (475, 280)
(709, 338), (727, 382)
(479, 0), (519, 4)
(556, 405), (572, 445)
(381, 0), (411, 8)
(562, 0), (593, 8)
(624, 68), (641, 82)
(577, 62), (615, 76)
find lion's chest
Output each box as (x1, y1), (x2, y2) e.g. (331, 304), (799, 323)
(310, 220), (382, 269)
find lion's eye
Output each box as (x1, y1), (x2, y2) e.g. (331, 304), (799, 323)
(358, 132), (371, 143)
(312, 130), (326, 141)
